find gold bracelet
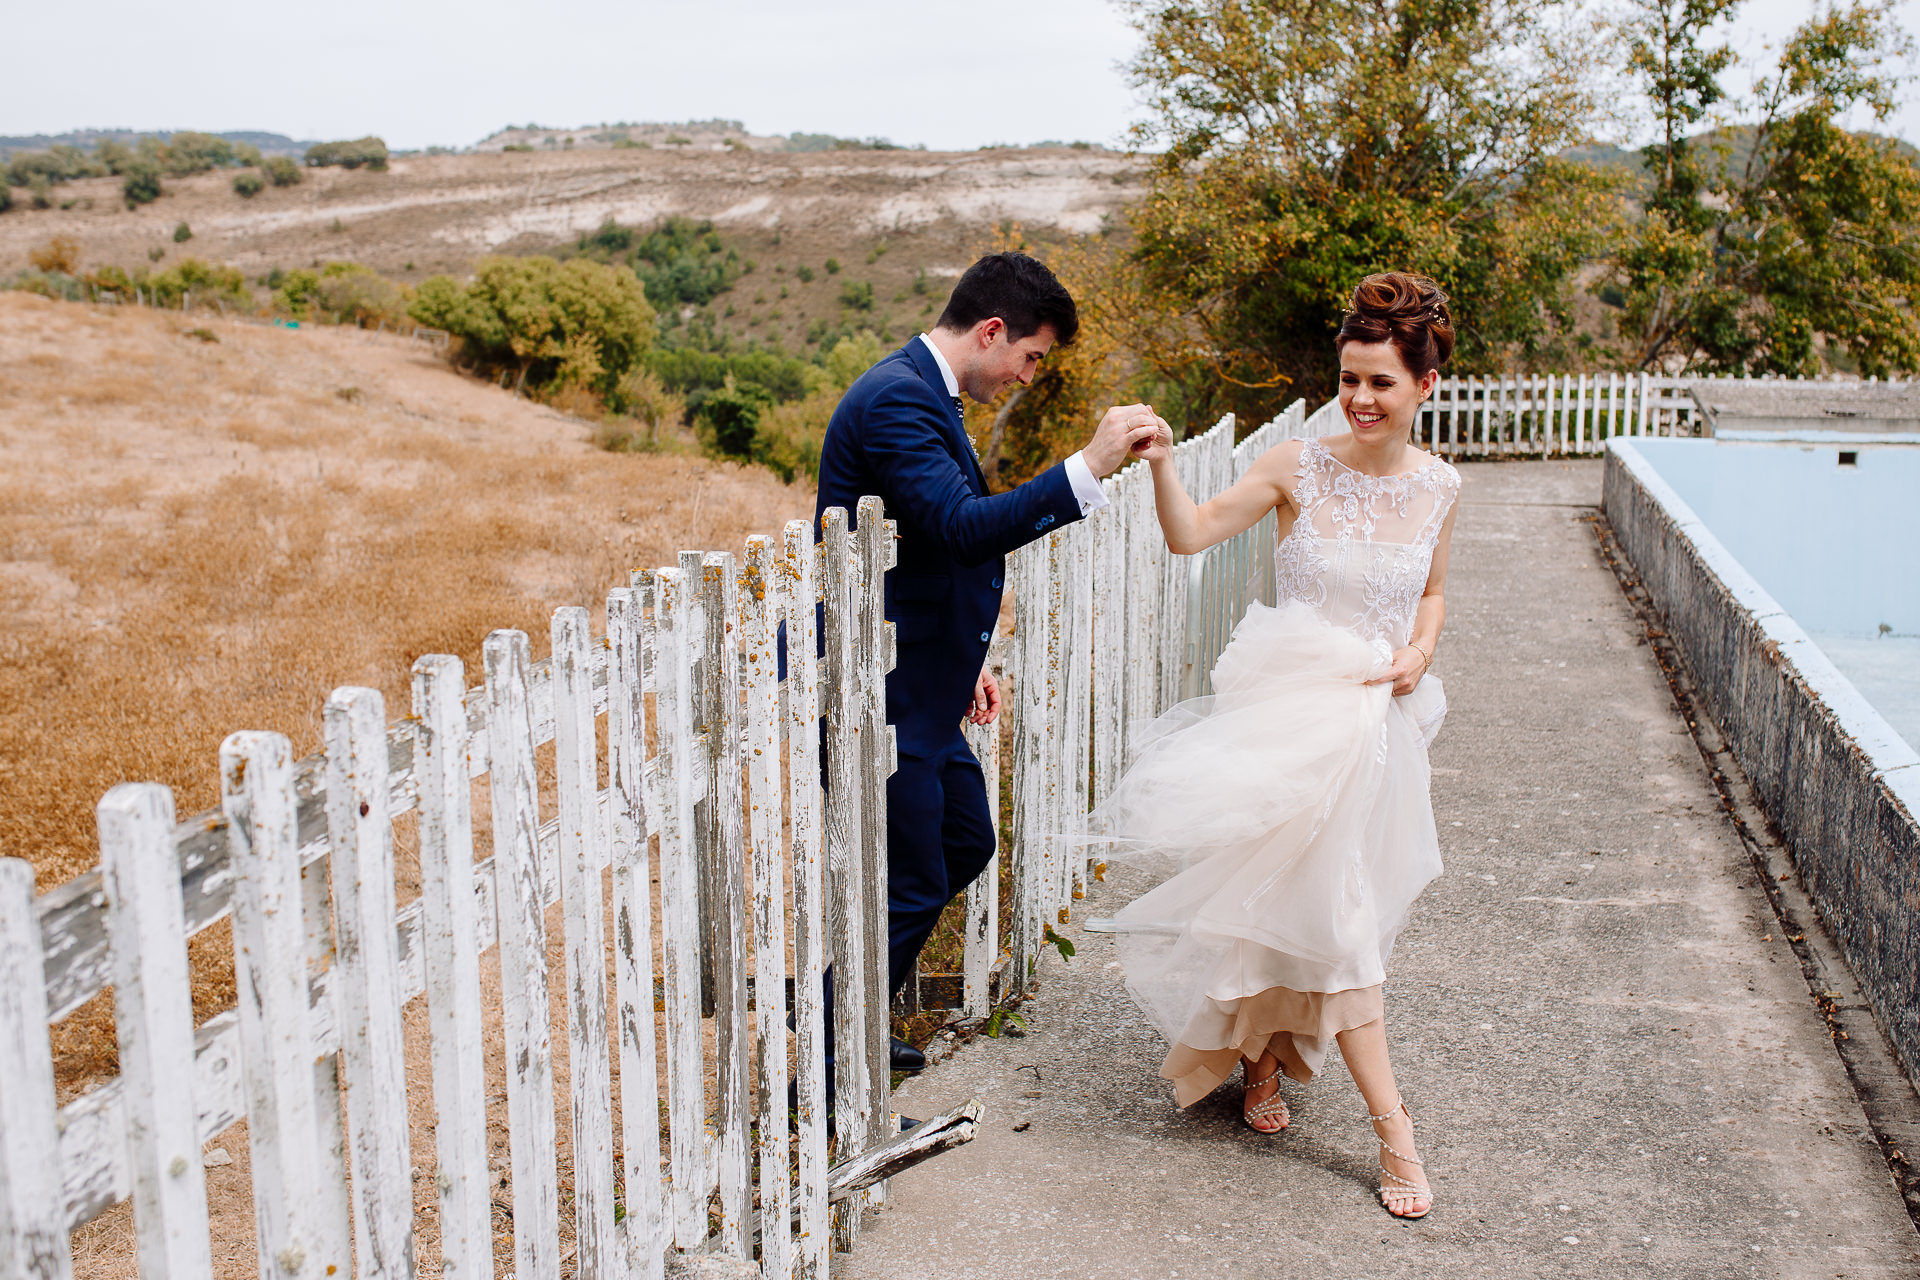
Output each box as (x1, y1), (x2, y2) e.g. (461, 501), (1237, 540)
(1409, 641), (1433, 673)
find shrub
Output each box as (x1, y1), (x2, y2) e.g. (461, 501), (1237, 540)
(0, 186), (11, 214)
(161, 132), (236, 176)
(233, 171), (264, 198)
(272, 267), (322, 318)
(628, 217), (742, 307)
(146, 257), (253, 311)
(795, 264), (814, 284)
(123, 163), (163, 207)
(27, 177), (50, 210)
(86, 264), (135, 297)
(693, 374), (772, 458)
(173, 221), (193, 243)
(95, 139), (134, 175)
(409, 254), (656, 397)
(28, 236), (81, 275)
(824, 257), (841, 274)
(304, 137), (389, 171)
(838, 280), (874, 311)
(313, 262), (408, 327)
(264, 156), (302, 187)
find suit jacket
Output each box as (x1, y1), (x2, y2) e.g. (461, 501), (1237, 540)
(815, 340), (1083, 759)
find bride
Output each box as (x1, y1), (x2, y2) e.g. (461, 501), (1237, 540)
(1099, 271), (1460, 1220)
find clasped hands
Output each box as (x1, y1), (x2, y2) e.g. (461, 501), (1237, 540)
(1083, 403), (1174, 477)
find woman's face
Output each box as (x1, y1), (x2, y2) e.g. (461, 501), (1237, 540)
(1338, 341), (1437, 446)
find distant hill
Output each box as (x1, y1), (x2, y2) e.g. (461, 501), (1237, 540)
(0, 129), (318, 162)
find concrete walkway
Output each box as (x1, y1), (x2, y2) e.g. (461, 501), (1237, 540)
(843, 461), (1920, 1279)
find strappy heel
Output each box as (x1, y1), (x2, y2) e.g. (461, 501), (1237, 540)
(1241, 1058), (1290, 1133)
(1368, 1099), (1431, 1219)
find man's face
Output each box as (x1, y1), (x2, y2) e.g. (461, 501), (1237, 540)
(961, 320), (1056, 402)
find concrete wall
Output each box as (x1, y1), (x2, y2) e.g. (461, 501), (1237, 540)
(1605, 440), (1920, 1080)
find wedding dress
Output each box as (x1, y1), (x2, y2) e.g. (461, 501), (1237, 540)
(1094, 438), (1461, 1106)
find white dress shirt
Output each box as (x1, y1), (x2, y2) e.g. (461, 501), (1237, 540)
(919, 333), (1109, 515)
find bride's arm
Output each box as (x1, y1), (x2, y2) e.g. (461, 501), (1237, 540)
(1141, 431), (1298, 555)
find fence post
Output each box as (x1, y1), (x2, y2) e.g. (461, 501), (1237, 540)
(324, 689), (415, 1280)
(738, 541), (791, 1278)
(650, 568), (709, 1249)
(410, 658), (492, 1280)
(607, 587), (669, 1280)
(0, 859), (74, 1280)
(819, 506), (870, 1250)
(697, 553), (753, 1255)
(222, 732), (352, 1280)
(482, 630), (562, 1280)
(552, 609), (617, 1276)
(99, 783), (213, 1280)
(782, 520), (832, 1280)
(855, 498), (897, 1159)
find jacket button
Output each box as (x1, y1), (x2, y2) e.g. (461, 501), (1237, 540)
(979, 631), (991, 643)
(991, 576), (1003, 589)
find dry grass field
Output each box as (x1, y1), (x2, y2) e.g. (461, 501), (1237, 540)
(0, 288), (809, 1060)
(1, 289), (819, 1275)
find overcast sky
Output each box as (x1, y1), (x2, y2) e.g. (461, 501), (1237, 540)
(5, 0), (1917, 151)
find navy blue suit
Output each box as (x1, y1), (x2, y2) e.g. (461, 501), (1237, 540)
(817, 339), (1083, 998)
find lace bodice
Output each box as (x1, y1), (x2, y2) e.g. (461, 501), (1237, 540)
(1272, 438), (1461, 647)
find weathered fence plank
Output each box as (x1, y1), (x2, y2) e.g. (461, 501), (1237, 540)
(700, 552), (755, 1257)
(324, 689), (416, 1280)
(0, 859), (73, 1280)
(411, 657), (493, 1280)
(99, 783), (212, 1280)
(650, 568), (709, 1249)
(783, 521), (832, 1280)
(856, 497), (897, 1175)
(482, 631), (561, 1280)
(607, 586), (669, 1280)
(552, 608), (617, 1279)
(820, 506), (870, 1251)
(740, 540), (792, 1279)
(222, 731), (352, 1280)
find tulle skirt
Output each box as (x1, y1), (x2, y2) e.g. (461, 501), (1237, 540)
(1088, 600), (1446, 1106)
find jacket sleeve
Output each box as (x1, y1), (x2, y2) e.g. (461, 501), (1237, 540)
(860, 380), (1083, 567)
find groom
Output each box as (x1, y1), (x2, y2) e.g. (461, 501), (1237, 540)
(815, 251), (1160, 1071)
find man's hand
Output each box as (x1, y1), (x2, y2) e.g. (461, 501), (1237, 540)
(967, 669), (1002, 726)
(1083, 403), (1167, 478)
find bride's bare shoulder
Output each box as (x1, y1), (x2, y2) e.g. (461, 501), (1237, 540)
(1248, 435), (1314, 477)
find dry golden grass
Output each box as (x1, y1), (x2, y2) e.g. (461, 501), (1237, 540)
(0, 291), (811, 1101)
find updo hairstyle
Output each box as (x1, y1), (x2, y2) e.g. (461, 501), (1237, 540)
(1335, 272), (1454, 379)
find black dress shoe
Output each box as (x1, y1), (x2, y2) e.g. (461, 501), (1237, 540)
(890, 1035), (927, 1072)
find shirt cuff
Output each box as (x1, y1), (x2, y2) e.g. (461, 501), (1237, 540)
(1064, 452), (1110, 514)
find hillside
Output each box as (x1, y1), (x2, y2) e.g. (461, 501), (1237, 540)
(0, 146), (1145, 350)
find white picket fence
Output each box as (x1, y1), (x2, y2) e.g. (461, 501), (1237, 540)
(0, 501), (975, 1280)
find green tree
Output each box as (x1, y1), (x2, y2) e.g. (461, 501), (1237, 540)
(233, 171), (265, 198)
(122, 162), (162, 207)
(693, 373), (772, 458)
(409, 255), (656, 397)
(1117, 0), (1615, 421)
(264, 155), (302, 187)
(161, 131), (237, 175)
(1610, 0), (1920, 373)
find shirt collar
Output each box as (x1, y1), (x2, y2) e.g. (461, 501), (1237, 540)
(918, 333), (960, 399)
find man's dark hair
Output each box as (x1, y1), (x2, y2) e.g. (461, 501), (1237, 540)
(935, 252), (1079, 346)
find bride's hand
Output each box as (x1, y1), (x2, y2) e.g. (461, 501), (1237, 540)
(1133, 416), (1174, 464)
(1366, 646), (1428, 697)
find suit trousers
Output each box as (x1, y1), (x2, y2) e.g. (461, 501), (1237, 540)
(884, 733), (997, 997)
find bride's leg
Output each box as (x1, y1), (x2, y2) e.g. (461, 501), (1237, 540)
(1334, 1019), (1431, 1218)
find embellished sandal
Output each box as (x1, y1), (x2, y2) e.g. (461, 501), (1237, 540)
(1241, 1058), (1290, 1133)
(1369, 1099), (1432, 1219)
